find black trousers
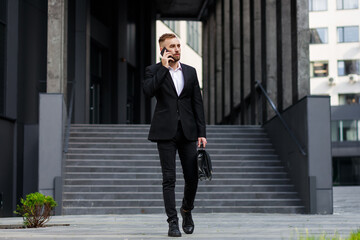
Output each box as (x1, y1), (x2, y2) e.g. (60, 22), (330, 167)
(156, 120), (198, 223)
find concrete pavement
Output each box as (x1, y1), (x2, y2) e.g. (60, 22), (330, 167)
(0, 186), (359, 239)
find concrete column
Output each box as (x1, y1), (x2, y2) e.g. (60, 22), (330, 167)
(253, 0), (262, 123)
(253, 0), (262, 85)
(209, 13), (216, 125)
(223, 0), (231, 116)
(47, 0), (68, 98)
(281, 0), (293, 109)
(232, 0), (241, 110)
(242, 0), (251, 99)
(265, 0), (277, 119)
(295, 0), (310, 100)
(202, 20), (209, 123)
(215, 0), (223, 123)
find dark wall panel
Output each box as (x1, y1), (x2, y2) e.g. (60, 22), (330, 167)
(17, 0), (48, 197)
(0, 118), (15, 217)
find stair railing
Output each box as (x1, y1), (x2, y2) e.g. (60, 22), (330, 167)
(63, 80), (76, 153)
(255, 80), (306, 156)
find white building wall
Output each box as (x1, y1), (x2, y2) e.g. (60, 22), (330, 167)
(309, 1), (360, 105)
(156, 21), (203, 88)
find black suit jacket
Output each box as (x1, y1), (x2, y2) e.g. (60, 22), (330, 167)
(143, 62), (206, 142)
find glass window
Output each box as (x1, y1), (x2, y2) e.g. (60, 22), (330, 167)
(310, 28), (328, 44)
(309, 0), (328, 11)
(337, 0), (358, 9)
(331, 121), (339, 141)
(187, 21), (201, 54)
(337, 26), (359, 42)
(163, 21), (180, 36)
(340, 120), (357, 141)
(337, 60), (360, 76)
(310, 61), (328, 77)
(339, 94), (360, 105)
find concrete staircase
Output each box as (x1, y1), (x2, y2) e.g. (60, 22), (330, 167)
(63, 124), (304, 215)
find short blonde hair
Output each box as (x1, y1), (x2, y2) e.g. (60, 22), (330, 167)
(158, 33), (177, 46)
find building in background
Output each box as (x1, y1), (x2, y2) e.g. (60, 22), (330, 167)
(309, 0), (360, 185)
(156, 20), (203, 89)
(0, 0), (333, 216)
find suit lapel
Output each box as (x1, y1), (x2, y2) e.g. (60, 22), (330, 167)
(166, 72), (178, 96)
(179, 64), (187, 97)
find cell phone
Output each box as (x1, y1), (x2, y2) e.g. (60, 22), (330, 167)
(160, 47), (175, 60)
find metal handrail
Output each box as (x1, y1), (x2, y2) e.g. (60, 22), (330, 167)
(63, 81), (76, 153)
(255, 80), (307, 156)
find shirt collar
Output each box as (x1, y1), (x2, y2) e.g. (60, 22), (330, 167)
(168, 62), (182, 72)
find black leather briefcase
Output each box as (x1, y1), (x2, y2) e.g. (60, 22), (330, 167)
(197, 144), (212, 181)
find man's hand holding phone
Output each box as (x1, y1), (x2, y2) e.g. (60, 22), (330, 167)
(160, 48), (174, 68)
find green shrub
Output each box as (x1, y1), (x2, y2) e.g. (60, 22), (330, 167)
(294, 228), (360, 240)
(14, 192), (57, 228)
(348, 229), (360, 240)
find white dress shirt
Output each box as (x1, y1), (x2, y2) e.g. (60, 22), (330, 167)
(168, 62), (184, 96)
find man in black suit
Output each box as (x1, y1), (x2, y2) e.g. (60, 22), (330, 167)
(143, 33), (207, 237)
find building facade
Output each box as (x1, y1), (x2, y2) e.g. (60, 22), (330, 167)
(309, 0), (360, 185)
(0, 0), (333, 216)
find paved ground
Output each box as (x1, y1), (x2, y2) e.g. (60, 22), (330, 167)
(0, 186), (359, 240)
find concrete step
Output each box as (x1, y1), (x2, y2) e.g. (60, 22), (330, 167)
(64, 166), (285, 173)
(62, 192), (300, 200)
(62, 199), (303, 208)
(63, 185), (296, 193)
(63, 178), (292, 186)
(65, 159), (283, 167)
(68, 137), (272, 144)
(62, 206), (305, 215)
(64, 172), (289, 179)
(70, 124), (262, 129)
(68, 142), (274, 149)
(70, 127), (266, 133)
(69, 132), (268, 138)
(66, 153), (279, 160)
(66, 148), (277, 155)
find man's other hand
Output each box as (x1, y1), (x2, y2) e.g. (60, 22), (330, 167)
(197, 137), (207, 148)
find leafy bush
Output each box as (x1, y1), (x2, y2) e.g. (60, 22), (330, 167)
(295, 228), (360, 240)
(348, 229), (360, 240)
(14, 192), (57, 228)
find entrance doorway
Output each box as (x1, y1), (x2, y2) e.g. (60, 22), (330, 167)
(90, 39), (108, 124)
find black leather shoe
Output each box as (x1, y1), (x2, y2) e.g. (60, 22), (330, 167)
(168, 219), (181, 237)
(180, 207), (194, 234)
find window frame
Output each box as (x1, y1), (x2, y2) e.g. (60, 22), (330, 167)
(186, 21), (201, 54)
(309, 0), (328, 12)
(310, 61), (329, 78)
(310, 27), (328, 44)
(162, 20), (180, 37)
(337, 59), (360, 76)
(331, 120), (360, 142)
(337, 0), (359, 10)
(337, 26), (359, 43)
